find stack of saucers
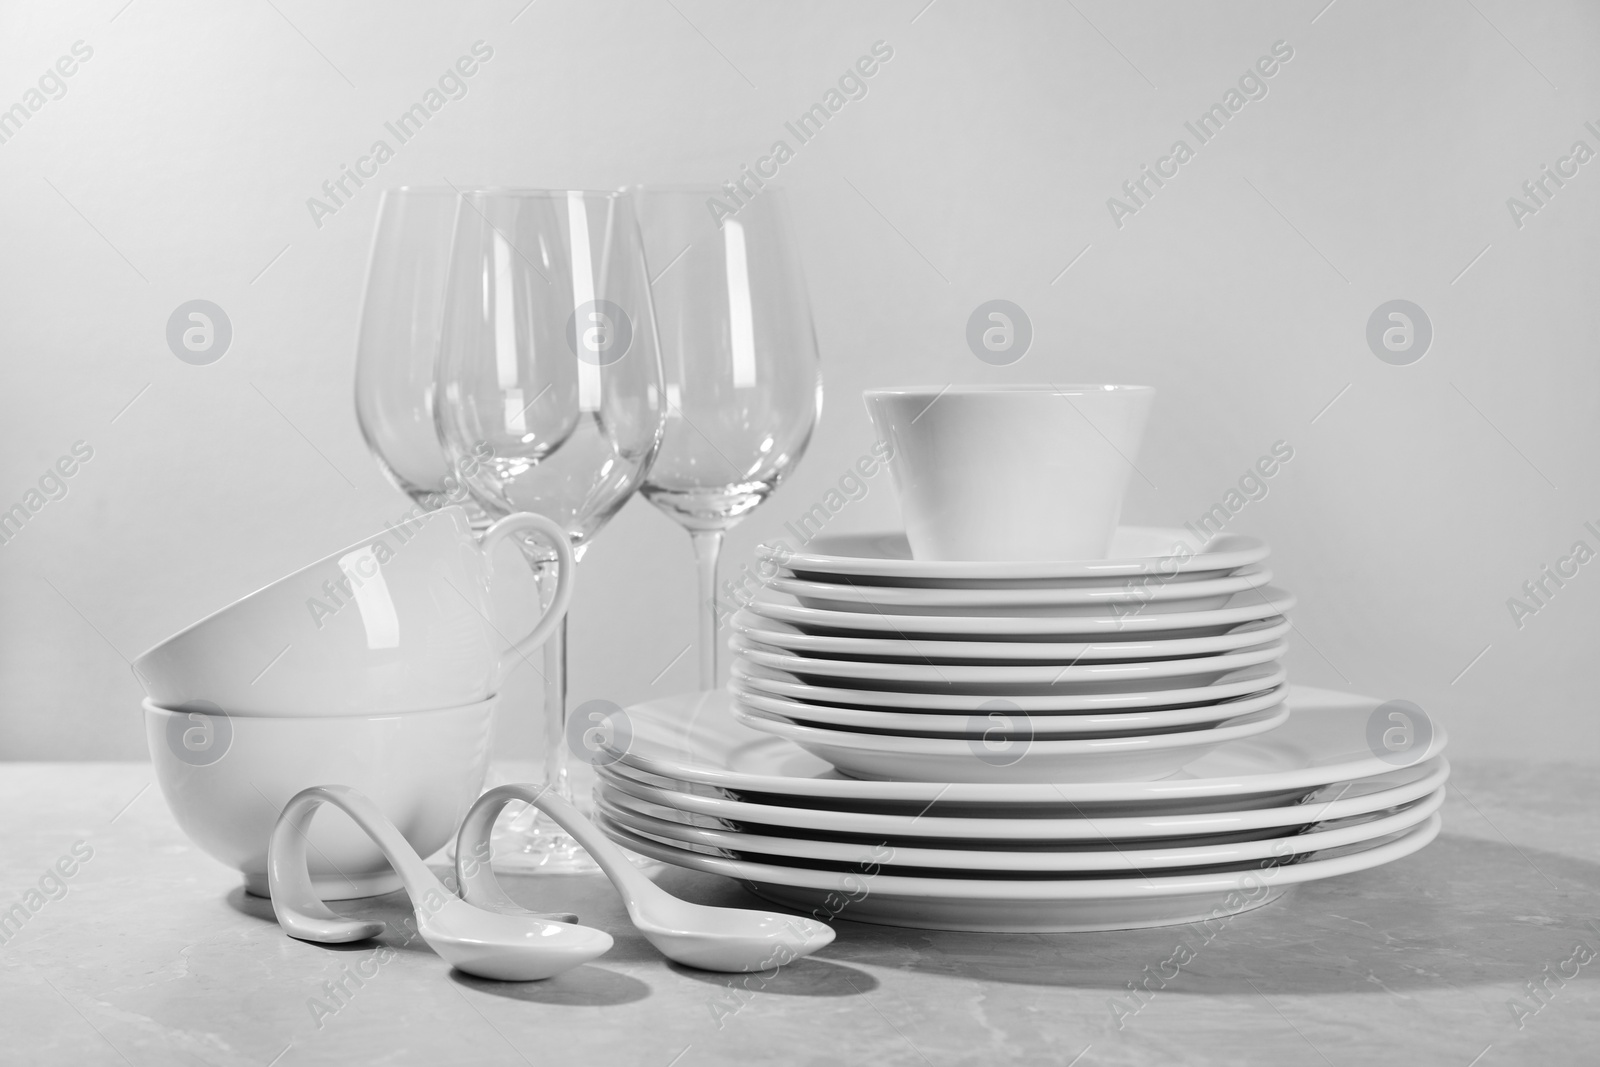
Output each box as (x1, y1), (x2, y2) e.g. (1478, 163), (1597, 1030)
(727, 528), (1293, 784)
(590, 526), (1448, 932)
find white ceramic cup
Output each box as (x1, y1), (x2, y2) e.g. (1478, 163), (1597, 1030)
(863, 385), (1154, 562)
(132, 505), (573, 716)
(144, 697), (492, 898)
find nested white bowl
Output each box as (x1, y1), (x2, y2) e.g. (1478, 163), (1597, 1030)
(144, 697), (492, 899)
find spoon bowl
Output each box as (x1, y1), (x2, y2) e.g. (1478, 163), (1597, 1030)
(457, 785), (836, 973)
(269, 785), (613, 981)
(632, 898), (837, 973)
(421, 896), (614, 981)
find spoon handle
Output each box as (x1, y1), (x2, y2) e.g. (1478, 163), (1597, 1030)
(269, 784), (452, 943)
(457, 785), (661, 916)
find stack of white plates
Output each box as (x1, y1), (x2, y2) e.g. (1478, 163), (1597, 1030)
(593, 528), (1449, 931)
(727, 528), (1294, 784)
(593, 688), (1448, 932)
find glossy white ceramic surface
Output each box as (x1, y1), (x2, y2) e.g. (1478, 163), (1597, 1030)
(769, 565), (1271, 616)
(759, 527), (1266, 585)
(597, 813), (1442, 931)
(863, 385), (1155, 561)
(731, 634), (1287, 691)
(144, 698), (493, 898)
(730, 701), (1290, 783)
(594, 688), (1450, 805)
(456, 786), (834, 973)
(269, 784), (612, 980)
(731, 610), (1291, 664)
(729, 660), (1289, 713)
(743, 587), (1297, 637)
(132, 506), (573, 716)
(727, 678), (1290, 735)
(597, 785), (1445, 873)
(596, 757), (1451, 839)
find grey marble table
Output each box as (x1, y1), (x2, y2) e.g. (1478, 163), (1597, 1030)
(0, 761), (1595, 1066)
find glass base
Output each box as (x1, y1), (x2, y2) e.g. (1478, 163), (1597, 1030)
(489, 808), (604, 875)
(478, 756), (667, 875)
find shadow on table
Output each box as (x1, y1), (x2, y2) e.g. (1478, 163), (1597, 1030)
(226, 883), (654, 1004)
(667, 956), (881, 998)
(225, 865), (880, 1002)
(225, 886), (278, 923)
(227, 885), (448, 957)
(229, 830), (1596, 1002)
(813, 833), (1600, 995)
(450, 965), (651, 1006)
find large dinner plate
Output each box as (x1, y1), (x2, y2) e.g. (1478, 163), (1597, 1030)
(596, 757), (1451, 840)
(598, 688), (1449, 806)
(732, 635), (1287, 691)
(759, 528), (1269, 585)
(730, 701), (1291, 783)
(597, 786), (1445, 874)
(744, 588), (1298, 637)
(726, 680), (1291, 736)
(596, 813), (1443, 931)
(771, 566), (1273, 616)
(731, 661), (1289, 714)
(730, 611), (1292, 664)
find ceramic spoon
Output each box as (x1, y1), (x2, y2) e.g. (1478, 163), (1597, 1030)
(456, 784), (836, 973)
(454, 834), (579, 927)
(269, 785), (613, 981)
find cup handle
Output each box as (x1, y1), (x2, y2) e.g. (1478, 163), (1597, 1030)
(477, 512), (576, 677)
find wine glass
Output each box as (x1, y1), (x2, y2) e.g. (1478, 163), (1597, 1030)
(435, 188), (666, 872)
(354, 186), (489, 523)
(633, 186), (822, 689)
(355, 185), (558, 862)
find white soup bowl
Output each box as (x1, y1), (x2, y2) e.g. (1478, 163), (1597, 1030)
(144, 697), (493, 898)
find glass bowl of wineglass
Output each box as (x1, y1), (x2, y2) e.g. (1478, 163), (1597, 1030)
(435, 188), (667, 871)
(634, 185), (822, 690)
(355, 186), (491, 523)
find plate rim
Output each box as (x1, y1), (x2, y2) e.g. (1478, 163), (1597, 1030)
(727, 678), (1291, 733)
(731, 635), (1288, 685)
(757, 526), (1269, 581)
(603, 687), (1449, 803)
(597, 785), (1446, 872)
(596, 810), (1443, 899)
(595, 756), (1453, 839)
(745, 587), (1299, 636)
(730, 610), (1293, 662)
(769, 564), (1273, 607)
(730, 660), (1290, 712)
(729, 700), (1292, 756)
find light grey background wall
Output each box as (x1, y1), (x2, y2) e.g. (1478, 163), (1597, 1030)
(1, 1), (1595, 763)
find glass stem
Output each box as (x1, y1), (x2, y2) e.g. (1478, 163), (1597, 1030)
(691, 528), (725, 691)
(541, 614), (570, 798)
